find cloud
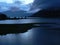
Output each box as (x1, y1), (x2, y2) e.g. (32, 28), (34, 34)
(0, 0), (14, 3)
(19, 0), (34, 5)
(26, 8), (41, 13)
(0, 0), (35, 12)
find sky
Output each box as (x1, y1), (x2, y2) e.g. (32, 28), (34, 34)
(0, 0), (41, 17)
(0, 0), (34, 4)
(0, 0), (35, 12)
(0, 0), (60, 12)
(0, 0), (60, 17)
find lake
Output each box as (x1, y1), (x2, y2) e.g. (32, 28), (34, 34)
(0, 18), (60, 45)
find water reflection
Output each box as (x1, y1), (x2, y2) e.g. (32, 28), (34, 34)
(0, 28), (35, 45)
(0, 24), (60, 45)
(0, 18), (60, 45)
(0, 19), (40, 24)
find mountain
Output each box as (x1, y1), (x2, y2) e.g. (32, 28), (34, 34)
(31, 7), (60, 18)
(2, 10), (33, 17)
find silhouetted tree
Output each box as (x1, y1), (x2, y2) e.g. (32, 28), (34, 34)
(0, 13), (7, 20)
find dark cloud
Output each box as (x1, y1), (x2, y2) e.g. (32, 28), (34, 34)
(31, 0), (60, 9)
(1, 0), (60, 17)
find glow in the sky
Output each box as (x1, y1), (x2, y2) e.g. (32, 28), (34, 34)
(19, 0), (34, 4)
(0, 0), (13, 3)
(0, 0), (35, 12)
(0, 0), (34, 4)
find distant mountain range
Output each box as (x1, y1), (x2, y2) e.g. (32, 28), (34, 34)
(0, 2), (34, 17)
(3, 10), (33, 17)
(31, 7), (60, 18)
(1, 6), (60, 18)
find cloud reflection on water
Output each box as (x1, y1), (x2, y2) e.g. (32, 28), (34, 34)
(0, 28), (35, 45)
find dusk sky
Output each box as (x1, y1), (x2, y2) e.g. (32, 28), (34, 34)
(0, 0), (60, 45)
(0, 0), (60, 17)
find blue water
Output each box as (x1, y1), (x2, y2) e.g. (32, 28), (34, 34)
(0, 18), (60, 45)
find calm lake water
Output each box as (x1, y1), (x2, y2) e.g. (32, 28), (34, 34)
(0, 18), (60, 45)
